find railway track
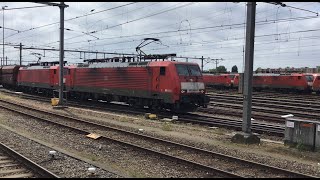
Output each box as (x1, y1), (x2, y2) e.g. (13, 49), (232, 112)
(0, 98), (316, 178)
(0, 89), (285, 136)
(208, 93), (320, 109)
(209, 90), (320, 102)
(0, 142), (59, 178)
(207, 93), (320, 121)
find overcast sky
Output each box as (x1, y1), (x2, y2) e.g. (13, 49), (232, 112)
(1, 2), (320, 72)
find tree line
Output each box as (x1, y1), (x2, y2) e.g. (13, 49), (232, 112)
(203, 65), (238, 74)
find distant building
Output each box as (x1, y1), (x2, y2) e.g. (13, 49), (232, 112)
(256, 67), (319, 74)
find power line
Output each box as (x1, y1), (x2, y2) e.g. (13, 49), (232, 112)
(63, 2), (196, 41)
(63, 20), (320, 53)
(65, 2), (138, 22)
(4, 5), (50, 10)
(2, 2), (139, 40)
(38, 14), (318, 48)
(13, 2), (313, 49)
(266, 2), (319, 16)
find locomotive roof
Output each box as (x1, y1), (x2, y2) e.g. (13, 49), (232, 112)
(254, 73), (305, 76)
(148, 61), (199, 66)
(1, 65), (22, 69)
(20, 65), (59, 70)
(70, 60), (199, 69)
(203, 73), (308, 77)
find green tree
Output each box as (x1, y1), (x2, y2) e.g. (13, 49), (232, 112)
(255, 67), (262, 73)
(216, 66), (227, 73)
(208, 69), (217, 74)
(231, 65), (238, 73)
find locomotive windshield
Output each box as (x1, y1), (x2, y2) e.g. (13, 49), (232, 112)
(305, 75), (314, 82)
(176, 64), (202, 76)
(176, 64), (189, 76)
(229, 75), (235, 79)
(189, 65), (201, 76)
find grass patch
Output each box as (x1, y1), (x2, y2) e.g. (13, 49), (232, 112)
(161, 122), (172, 131)
(128, 169), (147, 178)
(90, 155), (97, 161)
(211, 128), (226, 135)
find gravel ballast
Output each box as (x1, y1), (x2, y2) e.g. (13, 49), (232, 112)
(1, 92), (320, 177)
(0, 125), (121, 178)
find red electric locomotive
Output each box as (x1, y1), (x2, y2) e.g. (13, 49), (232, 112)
(0, 66), (2, 86)
(250, 73), (312, 92)
(312, 73), (320, 94)
(215, 73), (313, 92)
(232, 74), (240, 88)
(203, 74), (235, 88)
(17, 62), (63, 95)
(64, 60), (208, 111)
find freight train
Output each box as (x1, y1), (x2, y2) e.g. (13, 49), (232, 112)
(203, 73), (319, 93)
(0, 59), (209, 112)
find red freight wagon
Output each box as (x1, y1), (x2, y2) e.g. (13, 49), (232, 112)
(17, 65), (59, 93)
(65, 61), (208, 111)
(1, 65), (22, 88)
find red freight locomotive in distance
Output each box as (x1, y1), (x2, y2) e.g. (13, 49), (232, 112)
(203, 74), (236, 88)
(0, 59), (209, 112)
(312, 73), (320, 94)
(203, 73), (315, 92)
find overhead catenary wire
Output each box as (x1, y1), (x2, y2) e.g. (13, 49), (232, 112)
(9, 2), (314, 50)
(3, 2), (320, 69)
(2, 2), (139, 40)
(63, 2), (196, 41)
(3, 5), (50, 10)
(36, 15), (319, 48)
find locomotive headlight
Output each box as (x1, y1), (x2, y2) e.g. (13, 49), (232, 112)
(200, 89), (205, 93)
(181, 90), (186, 93)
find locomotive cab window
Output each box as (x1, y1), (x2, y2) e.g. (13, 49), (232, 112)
(188, 65), (201, 76)
(305, 75), (314, 82)
(176, 64), (201, 76)
(298, 76), (301, 80)
(63, 68), (69, 75)
(54, 70), (57, 74)
(176, 64), (189, 76)
(160, 67), (166, 76)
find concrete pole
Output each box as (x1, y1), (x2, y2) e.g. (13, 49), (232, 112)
(201, 56), (204, 72)
(19, 43), (22, 65)
(2, 6), (4, 66)
(5, 56), (7, 65)
(242, 2), (256, 134)
(58, 2), (65, 105)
